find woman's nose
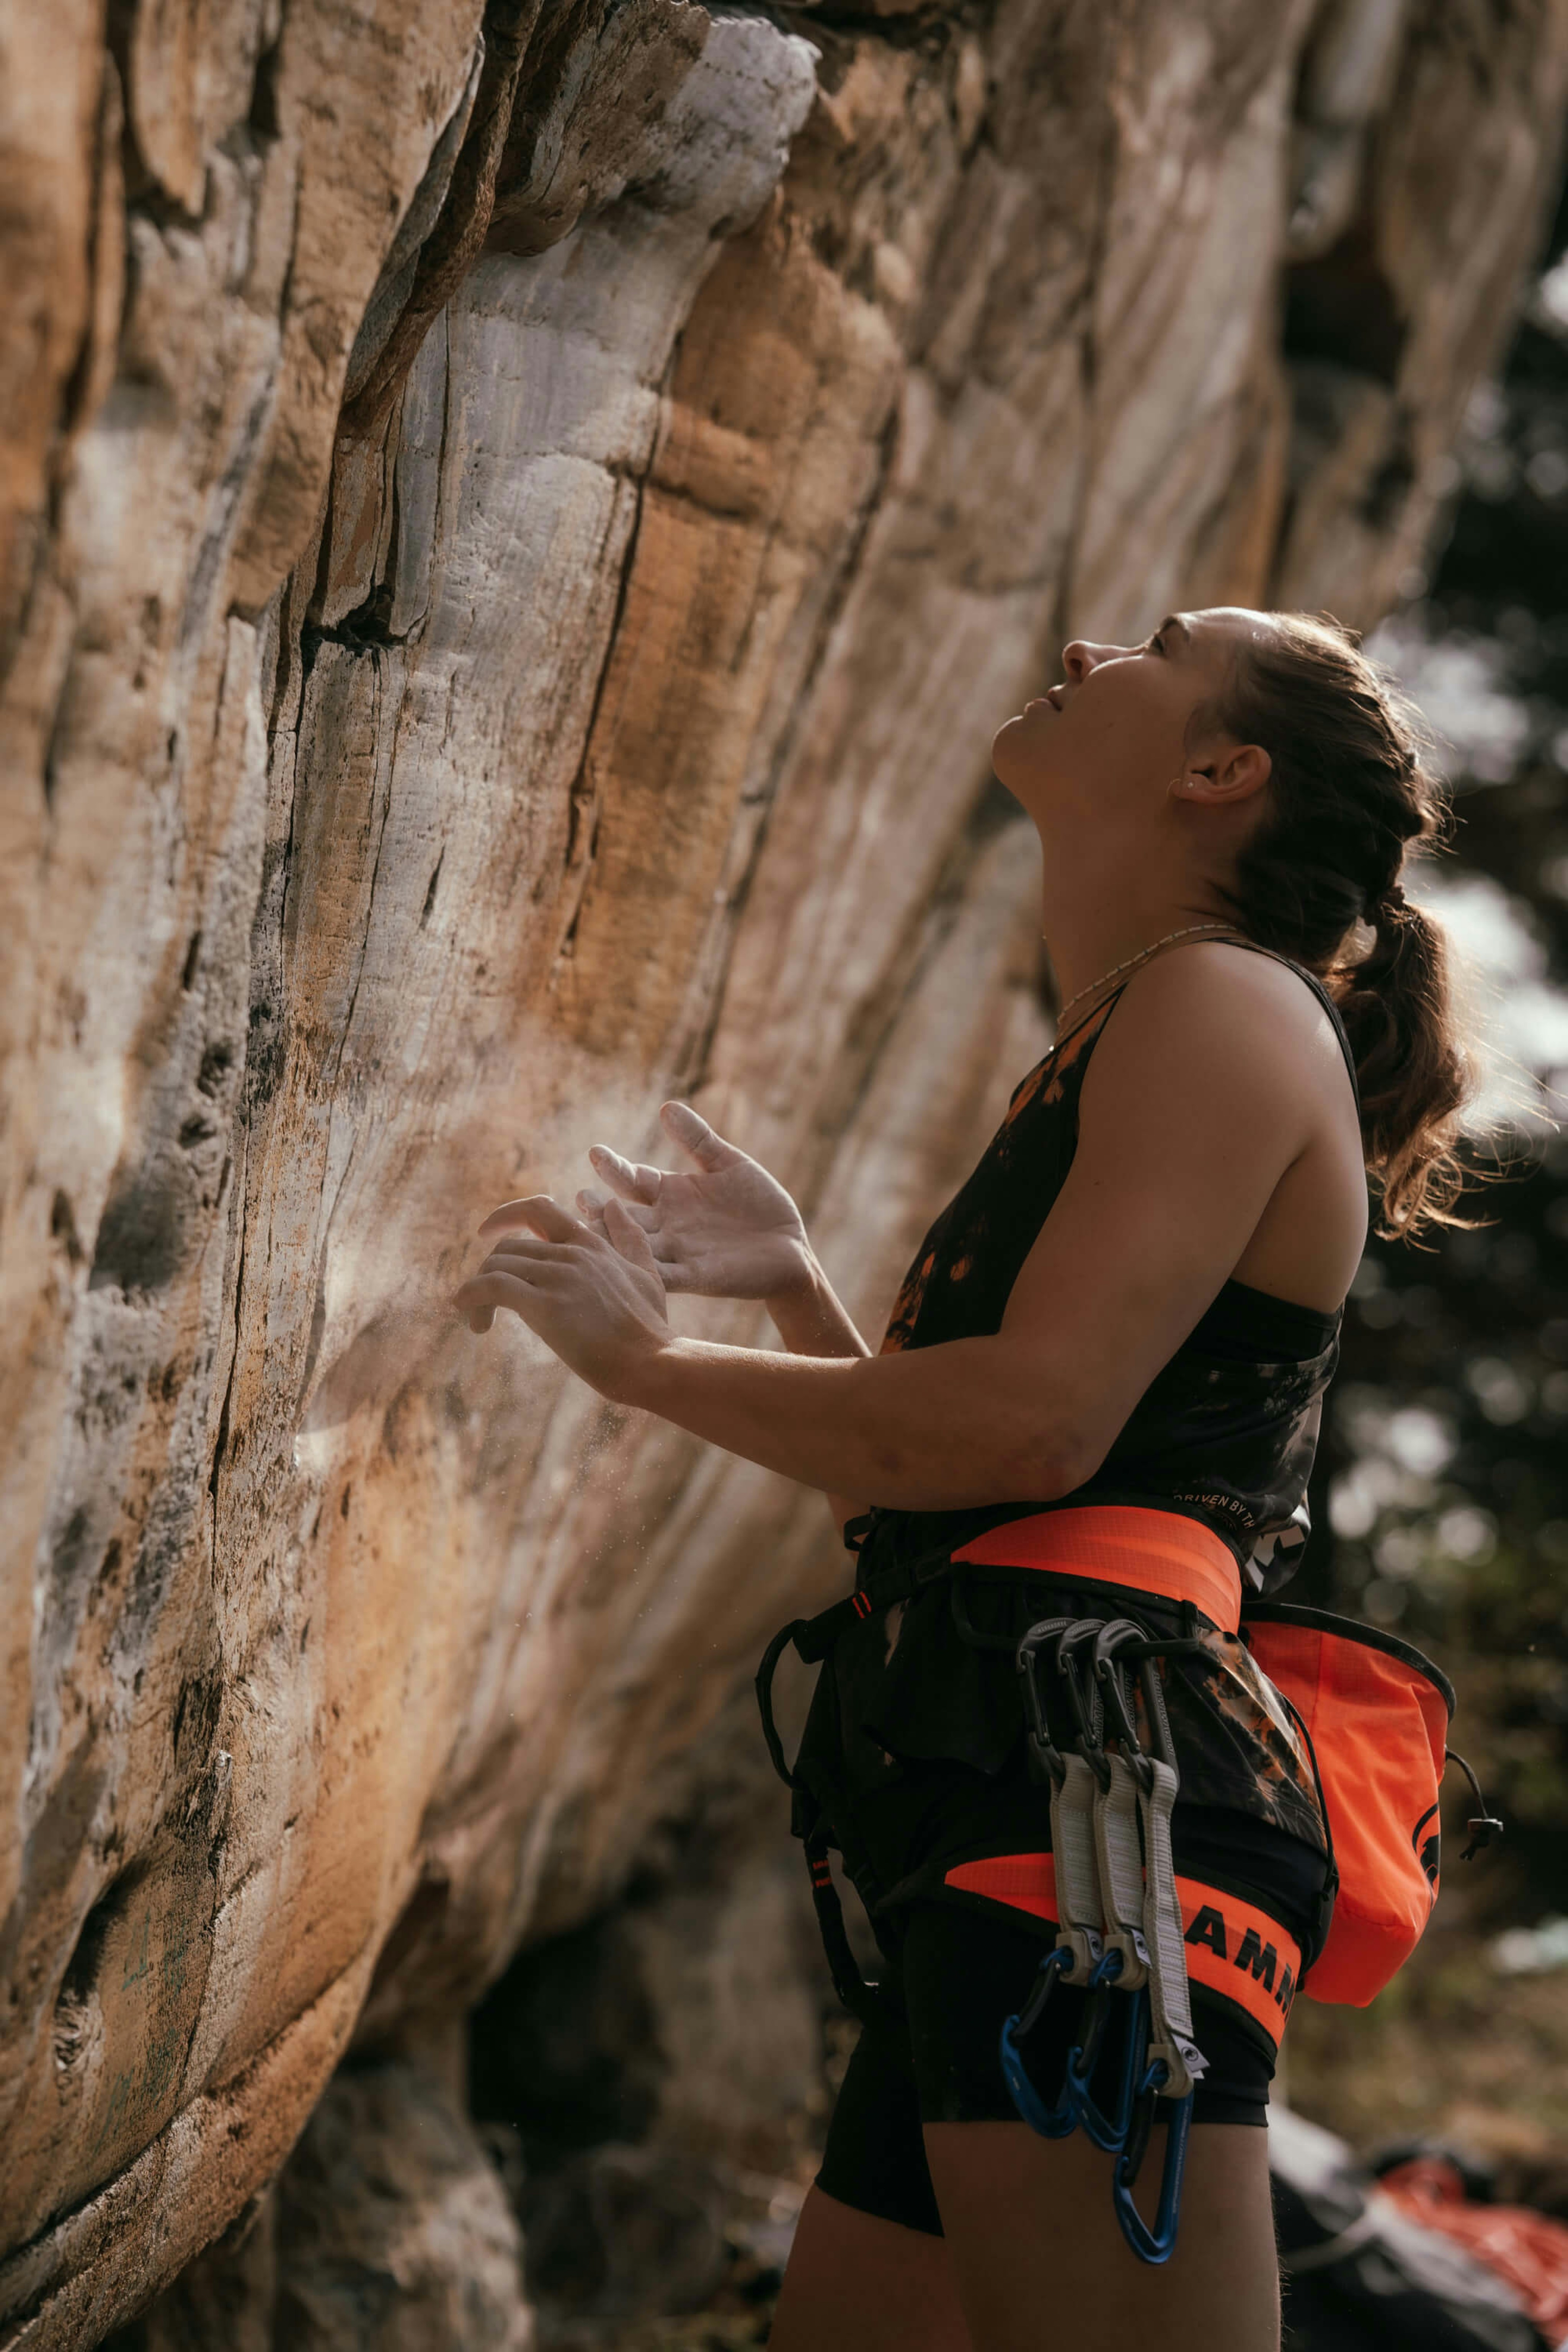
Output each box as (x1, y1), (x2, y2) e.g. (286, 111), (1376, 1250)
(1061, 638), (1114, 681)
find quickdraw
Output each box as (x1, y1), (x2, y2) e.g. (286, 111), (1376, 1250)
(1000, 1613), (1209, 2264)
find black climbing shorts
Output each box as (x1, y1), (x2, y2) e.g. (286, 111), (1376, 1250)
(815, 1803), (1325, 2239)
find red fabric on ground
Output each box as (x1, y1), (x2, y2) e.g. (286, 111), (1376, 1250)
(1378, 2155), (1568, 2343)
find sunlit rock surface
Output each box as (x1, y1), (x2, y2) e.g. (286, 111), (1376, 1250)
(4, 0), (1567, 2337)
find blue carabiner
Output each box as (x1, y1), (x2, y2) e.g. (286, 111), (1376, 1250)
(1062, 1954), (1146, 2153)
(998, 1945), (1078, 2139)
(1111, 2061), (1193, 2264)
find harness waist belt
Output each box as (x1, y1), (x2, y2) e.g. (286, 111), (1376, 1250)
(949, 1505), (1242, 1633)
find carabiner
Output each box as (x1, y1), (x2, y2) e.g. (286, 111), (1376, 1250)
(1089, 1620), (1151, 1775)
(1015, 1616), (1074, 1784)
(1061, 1952), (1146, 2153)
(998, 1944), (1077, 2138)
(1111, 2061), (1194, 2265)
(1053, 1621), (1112, 1787)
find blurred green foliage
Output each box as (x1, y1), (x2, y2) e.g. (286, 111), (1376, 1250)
(1296, 180), (1568, 1929)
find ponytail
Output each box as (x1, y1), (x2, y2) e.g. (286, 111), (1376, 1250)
(1330, 892), (1470, 1233)
(1208, 612), (1478, 1238)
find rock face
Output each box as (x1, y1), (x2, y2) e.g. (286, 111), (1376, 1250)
(101, 2040), (532, 2351)
(2, 0), (1565, 2339)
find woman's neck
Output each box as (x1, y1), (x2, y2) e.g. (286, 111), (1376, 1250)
(1040, 896), (1238, 1015)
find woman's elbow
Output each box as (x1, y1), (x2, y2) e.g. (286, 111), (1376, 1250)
(992, 1426), (1099, 1506)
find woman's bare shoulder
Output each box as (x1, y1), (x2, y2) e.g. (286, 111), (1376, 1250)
(1094, 940), (1350, 1106)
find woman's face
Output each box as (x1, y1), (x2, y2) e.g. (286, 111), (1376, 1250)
(991, 606), (1272, 838)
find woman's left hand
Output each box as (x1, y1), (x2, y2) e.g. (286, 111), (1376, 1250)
(455, 1193), (672, 1400)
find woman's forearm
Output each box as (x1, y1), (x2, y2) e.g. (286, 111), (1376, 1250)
(614, 1320), (1080, 1513)
(764, 1253), (873, 1533)
(765, 1251), (872, 1360)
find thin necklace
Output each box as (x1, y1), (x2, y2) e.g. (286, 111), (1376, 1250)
(1050, 921), (1243, 1031)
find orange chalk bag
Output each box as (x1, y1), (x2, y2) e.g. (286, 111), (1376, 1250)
(1239, 1602), (1502, 2006)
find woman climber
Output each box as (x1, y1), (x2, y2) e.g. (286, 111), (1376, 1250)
(456, 606), (1474, 2352)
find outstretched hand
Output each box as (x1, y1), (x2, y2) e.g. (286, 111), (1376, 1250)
(573, 1101), (813, 1300)
(455, 1192), (672, 1399)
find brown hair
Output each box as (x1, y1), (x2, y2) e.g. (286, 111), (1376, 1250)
(1202, 611), (1476, 1238)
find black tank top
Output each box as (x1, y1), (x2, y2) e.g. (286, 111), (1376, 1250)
(862, 942), (1362, 1599)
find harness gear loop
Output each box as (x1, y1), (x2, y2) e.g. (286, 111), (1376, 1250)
(755, 1619), (810, 1789)
(801, 1826), (887, 2027)
(754, 1600), (892, 2027)
(950, 1575), (1022, 1653)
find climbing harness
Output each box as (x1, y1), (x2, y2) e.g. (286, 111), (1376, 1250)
(753, 1521), (1505, 2272)
(1000, 1612), (1209, 2262)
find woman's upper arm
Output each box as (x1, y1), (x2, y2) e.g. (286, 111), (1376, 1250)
(995, 953), (1324, 1481)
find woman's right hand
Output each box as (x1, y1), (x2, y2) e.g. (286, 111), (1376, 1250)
(576, 1101), (815, 1302)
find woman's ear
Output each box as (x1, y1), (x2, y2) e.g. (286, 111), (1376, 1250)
(1171, 741), (1271, 805)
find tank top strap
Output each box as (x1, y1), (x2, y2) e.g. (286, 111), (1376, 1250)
(1048, 984), (1134, 1061)
(1208, 938), (1362, 1118)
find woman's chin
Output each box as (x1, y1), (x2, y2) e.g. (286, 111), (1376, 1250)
(990, 713), (1028, 775)
(990, 723), (1048, 800)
